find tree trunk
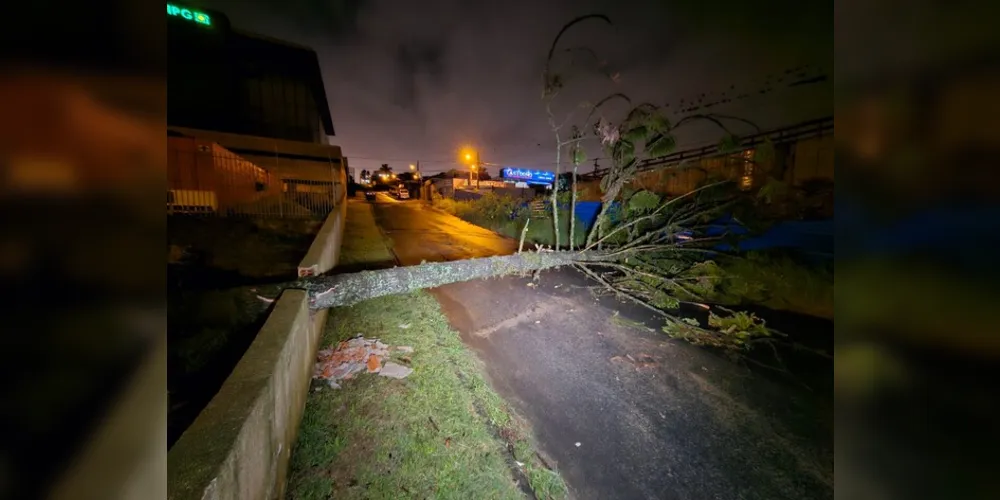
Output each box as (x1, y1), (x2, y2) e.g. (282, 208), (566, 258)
(551, 138), (562, 250)
(570, 162), (578, 251)
(546, 101), (562, 250)
(297, 251), (602, 310)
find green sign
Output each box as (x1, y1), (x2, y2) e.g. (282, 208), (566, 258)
(167, 3), (212, 26)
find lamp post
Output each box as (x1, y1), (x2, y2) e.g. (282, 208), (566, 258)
(463, 152), (481, 189)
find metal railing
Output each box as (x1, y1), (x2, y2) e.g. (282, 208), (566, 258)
(583, 116), (833, 180)
(167, 144), (342, 219)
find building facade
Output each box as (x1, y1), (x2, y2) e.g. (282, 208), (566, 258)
(167, 3), (335, 144)
(167, 2), (346, 217)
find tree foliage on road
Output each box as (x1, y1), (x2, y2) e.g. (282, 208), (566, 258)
(290, 14), (803, 353)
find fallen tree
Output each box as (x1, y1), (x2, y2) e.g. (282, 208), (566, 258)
(296, 250), (608, 309)
(267, 14), (819, 358)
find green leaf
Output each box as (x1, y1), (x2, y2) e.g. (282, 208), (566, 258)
(646, 133), (676, 157)
(572, 147), (586, 166)
(624, 106), (654, 127)
(648, 114), (671, 134)
(627, 190), (661, 213)
(623, 125), (648, 142)
(652, 292), (680, 310)
(599, 173), (611, 193)
(612, 139), (636, 166)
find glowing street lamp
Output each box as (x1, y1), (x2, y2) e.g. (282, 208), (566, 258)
(459, 148), (482, 188)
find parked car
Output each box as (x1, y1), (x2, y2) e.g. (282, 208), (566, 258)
(396, 185), (410, 199)
(364, 190), (377, 202)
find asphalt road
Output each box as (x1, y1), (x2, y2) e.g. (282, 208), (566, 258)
(371, 194), (834, 500)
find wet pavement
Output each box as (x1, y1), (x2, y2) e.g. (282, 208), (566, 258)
(369, 192), (516, 263)
(371, 194), (834, 500)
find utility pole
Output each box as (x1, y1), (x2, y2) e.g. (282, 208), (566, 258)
(475, 152), (481, 190)
(411, 161), (423, 199)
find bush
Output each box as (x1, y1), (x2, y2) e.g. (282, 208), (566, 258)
(663, 310), (773, 350)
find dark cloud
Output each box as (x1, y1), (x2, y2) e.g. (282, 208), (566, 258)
(199, 0), (368, 40)
(194, 0), (832, 174)
(393, 40), (448, 110)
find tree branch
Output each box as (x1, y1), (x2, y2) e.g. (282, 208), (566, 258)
(582, 180), (729, 252)
(544, 14), (612, 76)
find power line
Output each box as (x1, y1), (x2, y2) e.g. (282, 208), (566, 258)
(345, 155), (613, 170)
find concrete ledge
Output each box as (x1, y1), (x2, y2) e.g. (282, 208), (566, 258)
(169, 170), (346, 499)
(168, 290), (328, 500)
(298, 191), (348, 277)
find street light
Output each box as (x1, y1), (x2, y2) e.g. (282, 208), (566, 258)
(460, 148), (480, 189)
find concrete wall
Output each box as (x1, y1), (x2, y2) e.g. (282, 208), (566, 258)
(297, 178), (348, 278)
(168, 183), (346, 499)
(168, 290), (325, 500)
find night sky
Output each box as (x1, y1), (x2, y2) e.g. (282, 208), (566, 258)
(194, 0), (832, 175)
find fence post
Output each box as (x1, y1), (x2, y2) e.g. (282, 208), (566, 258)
(274, 141), (283, 219)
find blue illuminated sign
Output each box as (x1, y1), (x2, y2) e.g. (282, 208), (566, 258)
(502, 168), (556, 185)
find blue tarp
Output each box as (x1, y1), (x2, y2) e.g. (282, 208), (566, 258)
(574, 201), (605, 229)
(571, 203), (833, 258)
(513, 200), (834, 258)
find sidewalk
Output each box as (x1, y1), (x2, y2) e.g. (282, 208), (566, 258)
(371, 196), (834, 500)
(332, 199), (397, 272)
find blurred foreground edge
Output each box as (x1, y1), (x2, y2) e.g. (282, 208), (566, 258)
(0, 70), (167, 500)
(0, 1), (166, 498)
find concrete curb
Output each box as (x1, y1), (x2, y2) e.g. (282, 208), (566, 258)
(372, 206), (403, 267)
